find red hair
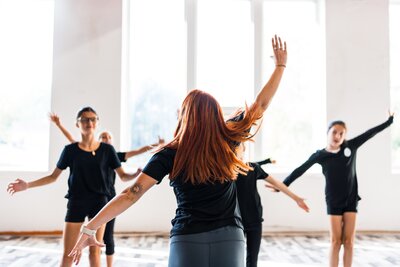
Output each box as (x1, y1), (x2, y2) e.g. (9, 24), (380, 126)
(162, 89), (262, 184)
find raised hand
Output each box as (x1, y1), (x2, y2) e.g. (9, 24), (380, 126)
(49, 112), (61, 126)
(158, 136), (165, 145)
(7, 178), (28, 195)
(272, 35), (287, 67)
(68, 233), (104, 265)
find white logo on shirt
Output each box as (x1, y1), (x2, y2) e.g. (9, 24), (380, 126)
(344, 147), (351, 157)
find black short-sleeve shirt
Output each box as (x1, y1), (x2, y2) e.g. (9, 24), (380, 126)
(236, 162), (269, 228)
(142, 111), (251, 236)
(57, 142), (121, 200)
(106, 151), (127, 198)
(142, 148), (243, 237)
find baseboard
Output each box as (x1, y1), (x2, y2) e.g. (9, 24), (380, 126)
(0, 231), (63, 236)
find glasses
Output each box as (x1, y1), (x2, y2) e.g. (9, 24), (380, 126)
(78, 117), (98, 124)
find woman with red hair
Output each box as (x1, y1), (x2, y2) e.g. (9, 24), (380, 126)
(68, 35), (287, 267)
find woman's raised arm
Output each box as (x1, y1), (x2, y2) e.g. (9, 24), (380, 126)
(251, 35), (287, 116)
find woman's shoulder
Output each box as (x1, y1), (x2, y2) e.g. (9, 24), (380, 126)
(155, 147), (177, 158)
(308, 149), (325, 159)
(64, 142), (79, 150)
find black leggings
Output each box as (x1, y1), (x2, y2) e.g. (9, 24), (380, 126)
(244, 224), (262, 267)
(103, 218), (116, 255)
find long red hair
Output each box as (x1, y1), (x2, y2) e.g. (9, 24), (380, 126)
(163, 89), (262, 184)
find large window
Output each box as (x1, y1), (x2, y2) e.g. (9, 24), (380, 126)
(197, 0), (254, 107)
(0, 0), (54, 171)
(125, 0), (186, 166)
(125, 0), (325, 170)
(390, 0), (400, 172)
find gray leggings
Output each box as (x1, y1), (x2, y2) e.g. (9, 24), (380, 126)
(169, 226), (245, 267)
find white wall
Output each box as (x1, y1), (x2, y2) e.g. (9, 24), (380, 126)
(0, 0), (399, 232)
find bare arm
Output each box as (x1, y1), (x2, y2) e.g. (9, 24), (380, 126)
(68, 173), (158, 264)
(124, 136), (165, 160)
(49, 113), (76, 143)
(265, 175), (309, 212)
(251, 35), (287, 115)
(124, 146), (153, 160)
(7, 168), (63, 195)
(115, 166), (142, 182)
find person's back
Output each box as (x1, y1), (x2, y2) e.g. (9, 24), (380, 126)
(68, 35), (288, 267)
(144, 147), (242, 236)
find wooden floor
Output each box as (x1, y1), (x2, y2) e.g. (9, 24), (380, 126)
(1, 232), (399, 266)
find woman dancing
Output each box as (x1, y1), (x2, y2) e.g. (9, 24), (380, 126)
(283, 112), (394, 267)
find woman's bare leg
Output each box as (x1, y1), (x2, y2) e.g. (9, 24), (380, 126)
(329, 215), (343, 267)
(106, 255), (114, 267)
(342, 212), (357, 267)
(61, 222), (82, 267)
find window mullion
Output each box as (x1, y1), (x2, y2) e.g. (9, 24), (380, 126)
(252, 0), (263, 161)
(185, 0), (197, 92)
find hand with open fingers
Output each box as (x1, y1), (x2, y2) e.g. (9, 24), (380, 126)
(271, 35), (287, 68)
(49, 112), (61, 126)
(7, 179), (28, 195)
(68, 232), (104, 265)
(296, 197), (310, 213)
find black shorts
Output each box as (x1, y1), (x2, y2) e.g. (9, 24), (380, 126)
(65, 196), (108, 222)
(327, 200), (358, 215)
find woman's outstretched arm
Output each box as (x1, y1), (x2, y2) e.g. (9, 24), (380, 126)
(68, 173), (158, 264)
(265, 175), (309, 212)
(115, 166), (142, 182)
(124, 136), (165, 160)
(7, 168), (63, 195)
(251, 35), (287, 116)
(348, 111), (394, 148)
(283, 152), (319, 187)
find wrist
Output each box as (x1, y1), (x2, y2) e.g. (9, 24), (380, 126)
(276, 64), (286, 68)
(81, 225), (96, 236)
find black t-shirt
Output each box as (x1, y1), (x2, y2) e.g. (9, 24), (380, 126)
(236, 162), (269, 228)
(283, 116), (393, 208)
(57, 142), (121, 200)
(106, 152), (127, 198)
(142, 111), (251, 236)
(142, 149), (243, 237)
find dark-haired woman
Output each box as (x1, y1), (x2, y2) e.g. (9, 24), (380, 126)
(282, 112), (394, 267)
(7, 107), (140, 267)
(49, 113), (161, 267)
(68, 35), (287, 267)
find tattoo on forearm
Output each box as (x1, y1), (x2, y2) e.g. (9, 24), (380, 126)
(129, 183), (143, 195)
